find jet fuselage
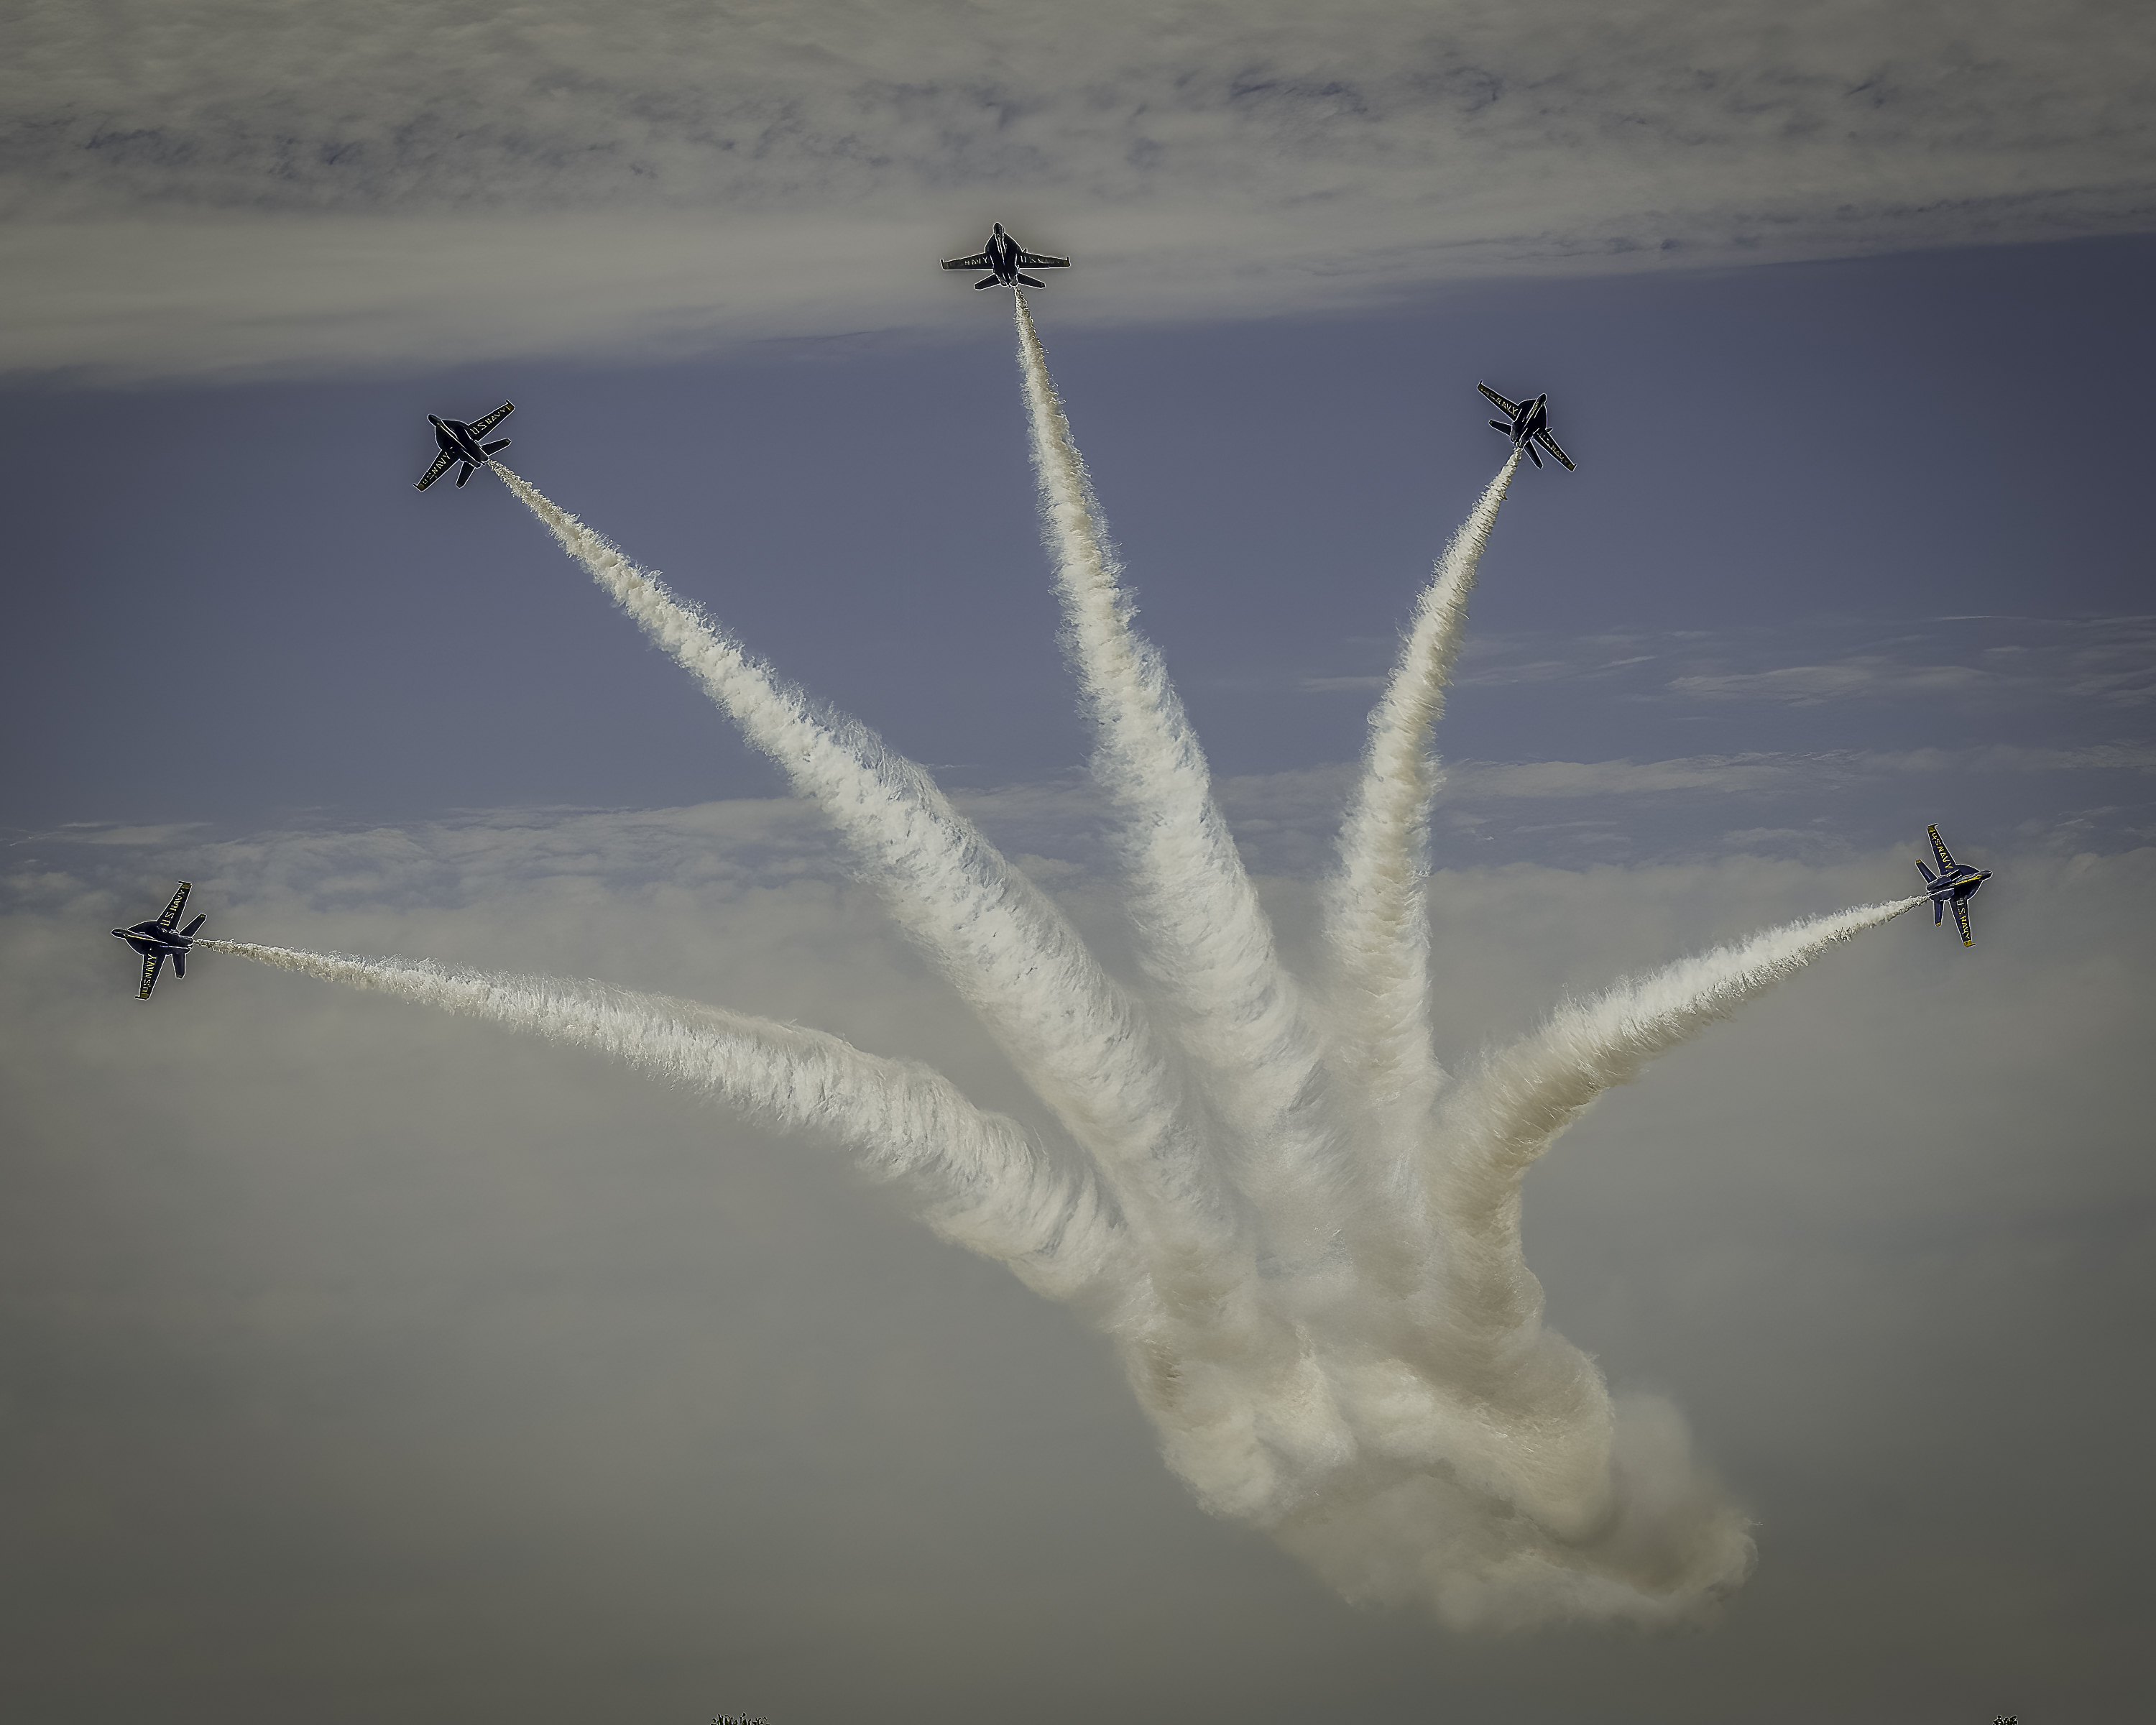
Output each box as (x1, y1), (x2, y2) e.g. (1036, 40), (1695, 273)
(982, 224), (1023, 285)
(111, 919), (195, 961)
(1926, 865), (1990, 908)
(430, 415), (489, 466)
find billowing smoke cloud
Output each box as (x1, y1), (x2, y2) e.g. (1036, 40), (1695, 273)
(214, 312), (1918, 1629)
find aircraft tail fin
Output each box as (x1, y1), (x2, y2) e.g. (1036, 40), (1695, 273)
(455, 462), (474, 487)
(974, 275), (999, 290)
(1917, 858), (1937, 883)
(172, 949), (185, 980)
(180, 913), (206, 937)
(482, 438), (510, 455)
(1015, 272), (1047, 289)
(1525, 442), (1543, 468)
(1934, 898), (1945, 925)
(1490, 420), (1512, 432)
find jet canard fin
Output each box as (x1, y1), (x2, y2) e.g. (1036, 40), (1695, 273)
(157, 882), (193, 932)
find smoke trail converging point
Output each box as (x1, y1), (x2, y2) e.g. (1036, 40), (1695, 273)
(232, 369), (1912, 1631)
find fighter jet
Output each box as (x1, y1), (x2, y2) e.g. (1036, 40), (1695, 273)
(941, 223), (1070, 291)
(1478, 384), (1575, 471)
(1917, 825), (1992, 947)
(111, 882), (207, 1000)
(415, 402), (514, 491)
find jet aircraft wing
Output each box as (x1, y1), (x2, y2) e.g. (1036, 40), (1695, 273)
(157, 881), (193, 932)
(1534, 431), (1576, 472)
(139, 949), (165, 1000)
(941, 252), (992, 271)
(415, 450), (456, 492)
(468, 402), (515, 438)
(1953, 896), (1973, 947)
(1017, 250), (1070, 269)
(1928, 824), (1956, 873)
(1478, 382), (1520, 415)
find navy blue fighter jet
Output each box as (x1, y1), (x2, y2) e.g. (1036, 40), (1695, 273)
(941, 224), (1070, 290)
(1917, 825), (1991, 947)
(415, 402), (514, 491)
(1478, 384), (1575, 471)
(111, 882), (207, 1000)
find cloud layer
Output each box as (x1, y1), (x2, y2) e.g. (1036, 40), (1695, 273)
(4, 809), (2150, 1719)
(5, 0), (2152, 376)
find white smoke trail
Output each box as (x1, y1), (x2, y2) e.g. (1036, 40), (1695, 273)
(1323, 455), (1519, 1118)
(213, 875), (1904, 1629)
(200, 939), (1128, 1305)
(488, 466), (1253, 1310)
(1437, 895), (1925, 1232)
(1010, 295), (1340, 1247)
(233, 433), (1925, 1632)
(1113, 897), (1908, 1629)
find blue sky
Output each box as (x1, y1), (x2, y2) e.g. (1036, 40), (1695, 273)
(4, 4), (2154, 1721)
(9, 234), (2151, 848)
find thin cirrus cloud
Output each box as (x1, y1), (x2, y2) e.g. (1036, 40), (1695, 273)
(1407, 616), (2156, 708)
(1664, 658), (1994, 705)
(2, 0), (2152, 379)
(1665, 635), (2156, 708)
(21, 726), (2116, 919)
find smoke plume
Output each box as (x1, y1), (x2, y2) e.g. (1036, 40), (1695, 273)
(198, 940), (1129, 1305)
(221, 311), (1915, 1629)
